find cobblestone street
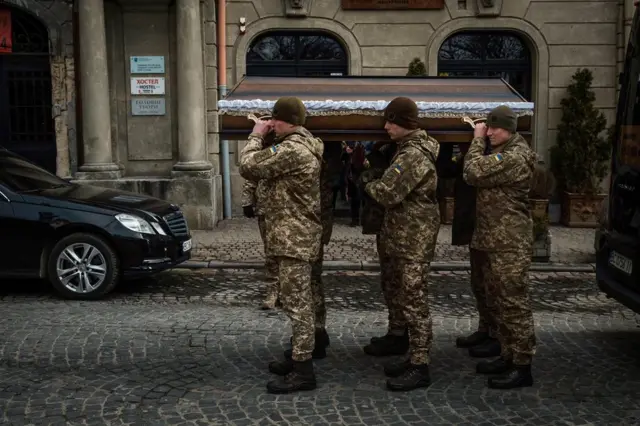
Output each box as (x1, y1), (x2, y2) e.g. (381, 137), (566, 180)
(191, 218), (597, 265)
(1, 269), (639, 425)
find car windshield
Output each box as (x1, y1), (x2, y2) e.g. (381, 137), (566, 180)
(0, 152), (72, 192)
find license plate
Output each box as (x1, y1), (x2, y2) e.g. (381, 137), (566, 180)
(182, 239), (192, 252)
(609, 251), (633, 275)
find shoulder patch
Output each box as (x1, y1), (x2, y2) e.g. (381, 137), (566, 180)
(493, 153), (503, 162)
(392, 164), (403, 175)
(254, 144), (279, 164)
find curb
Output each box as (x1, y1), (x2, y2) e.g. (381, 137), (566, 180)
(178, 260), (596, 273)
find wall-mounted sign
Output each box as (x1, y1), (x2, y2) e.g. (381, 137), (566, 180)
(131, 98), (166, 116)
(131, 77), (165, 95)
(130, 56), (165, 74)
(341, 0), (444, 9)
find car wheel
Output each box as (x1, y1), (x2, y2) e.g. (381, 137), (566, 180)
(47, 233), (120, 300)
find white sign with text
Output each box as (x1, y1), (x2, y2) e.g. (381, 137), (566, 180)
(131, 77), (165, 95)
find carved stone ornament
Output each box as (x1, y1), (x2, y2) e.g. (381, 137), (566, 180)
(475, 0), (502, 16)
(284, 0), (312, 17)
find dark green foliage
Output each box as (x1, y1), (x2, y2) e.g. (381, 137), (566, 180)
(550, 68), (611, 194)
(407, 58), (427, 76)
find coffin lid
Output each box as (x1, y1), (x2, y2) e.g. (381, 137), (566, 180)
(217, 75), (534, 119)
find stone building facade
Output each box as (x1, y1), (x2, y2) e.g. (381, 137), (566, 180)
(0, 0), (634, 229)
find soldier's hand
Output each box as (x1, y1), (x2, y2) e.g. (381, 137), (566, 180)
(474, 122), (487, 139)
(243, 205), (255, 218)
(252, 120), (273, 137)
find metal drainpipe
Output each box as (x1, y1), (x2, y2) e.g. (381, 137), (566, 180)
(217, 0), (232, 218)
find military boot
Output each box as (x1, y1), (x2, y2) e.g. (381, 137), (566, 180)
(386, 363), (431, 391)
(383, 358), (411, 378)
(488, 364), (533, 389)
(266, 359), (317, 394)
(455, 331), (490, 348)
(284, 329), (330, 360)
(468, 338), (501, 358)
(364, 332), (409, 356)
(268, 358), (294, 376)
(476, 357), (511, 375)
(370, 328), (407, 343)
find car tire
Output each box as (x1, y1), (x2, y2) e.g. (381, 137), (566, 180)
(47, 233), (120, 300)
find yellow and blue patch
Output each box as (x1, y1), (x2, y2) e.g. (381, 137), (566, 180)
(493, 153), (503, 162)
(392, 164), (403, 175)
(270, 145), (278, 153)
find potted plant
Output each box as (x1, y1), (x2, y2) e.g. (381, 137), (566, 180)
(528, 158), (554, 222)
(550, 68), (611, 227)
(438, 178), (455, 224)
(407, 57), (427, 76)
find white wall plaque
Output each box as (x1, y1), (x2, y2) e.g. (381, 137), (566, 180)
(131, 98), (166, 116)
(131, 77), (165, 95)
(130, 56), (165, 74)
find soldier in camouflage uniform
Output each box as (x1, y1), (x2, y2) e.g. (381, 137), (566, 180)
(281, 141), (343, 361)
(462, 105), (537, 390)
(240, 179), (279, 309)
(239, 96), (324, 394)
(364, 97), (441, 392)
(358, 142), (411, 356)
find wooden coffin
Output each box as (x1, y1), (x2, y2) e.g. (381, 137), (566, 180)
(218, 75), (534, 143)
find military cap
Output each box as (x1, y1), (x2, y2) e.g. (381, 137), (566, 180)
(383, 97), (419, 130)
(486, 105), (517, 133)
(272, 96), (306, 126)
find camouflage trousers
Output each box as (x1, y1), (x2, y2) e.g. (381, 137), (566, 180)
(377, 235), (407, 333)
(258, 215), (279, 299)
(476, 249), (537, 365)
(394, 258), (433, 365)
(469, 248), (498, 338)
(310, 244), (326, 330)
(277, 256), (315, 361)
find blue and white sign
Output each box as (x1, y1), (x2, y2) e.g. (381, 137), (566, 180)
(130, 56), (165, 74)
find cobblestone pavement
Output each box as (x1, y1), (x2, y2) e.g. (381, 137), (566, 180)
(191, 217), (597, 265)
(1, 269), (639, 425)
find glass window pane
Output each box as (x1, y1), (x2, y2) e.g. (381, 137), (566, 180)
(438, 34), (484, 61)
(247, 35), (297, 61)
(486, 35), (528, 60)
(299, 35), (346, 61)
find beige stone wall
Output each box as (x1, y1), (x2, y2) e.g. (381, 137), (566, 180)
(223, 0), (621, 210)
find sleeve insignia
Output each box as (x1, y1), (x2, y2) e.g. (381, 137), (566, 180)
(254, 144), (279, 164)
(493, 153), (503, 162)
(392, 164), (403, 175)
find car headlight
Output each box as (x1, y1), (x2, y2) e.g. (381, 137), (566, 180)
(115, 213), (156, 235)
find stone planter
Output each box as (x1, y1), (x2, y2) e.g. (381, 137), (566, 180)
(561, 192), (607, 228)
(532, 229), (551, 262)
(439, 196), (454, 225)
(528, 199), (549, 219)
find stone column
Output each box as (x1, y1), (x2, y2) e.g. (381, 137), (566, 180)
(173, 0), (212, 175)
(76, 0), (120, 179)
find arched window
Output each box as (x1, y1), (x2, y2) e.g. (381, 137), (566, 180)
(246, 31), (348, 77)
(438, 31), (532, 100)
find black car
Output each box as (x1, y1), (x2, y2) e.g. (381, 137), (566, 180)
(0, 148), (192, 300)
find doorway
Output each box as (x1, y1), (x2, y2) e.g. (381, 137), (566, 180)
(0, 6), (55, 173)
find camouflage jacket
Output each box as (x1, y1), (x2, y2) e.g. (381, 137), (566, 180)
(463, 133), (536, 251)
(358, 143), (397, 235)
(365, 130), (441, 262)
(239, 127), (324, 262)
(240, 179), (269, 216)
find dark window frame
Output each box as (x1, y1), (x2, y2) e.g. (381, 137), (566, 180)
(437, 31), (533, 100)
(246, 30), (349, 77)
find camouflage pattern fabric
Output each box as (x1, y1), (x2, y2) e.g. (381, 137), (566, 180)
(365, 130), (440, 262)
(470, 248), (498, 338)
(365, 130), (441, 365)
(462, 133), (536, 251)
(277, 256), (315, 361)
(240, 178), (269, 216)
(358, 144), (397, 235)
(483, 249), (536, 365)
(239, 127), (324, 262)
(258, 215), (279, 303)
(396, 260), (433, 364)
(377, 234), (406, 333)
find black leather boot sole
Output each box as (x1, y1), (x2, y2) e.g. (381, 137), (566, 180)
(468, 338), (501, 358)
